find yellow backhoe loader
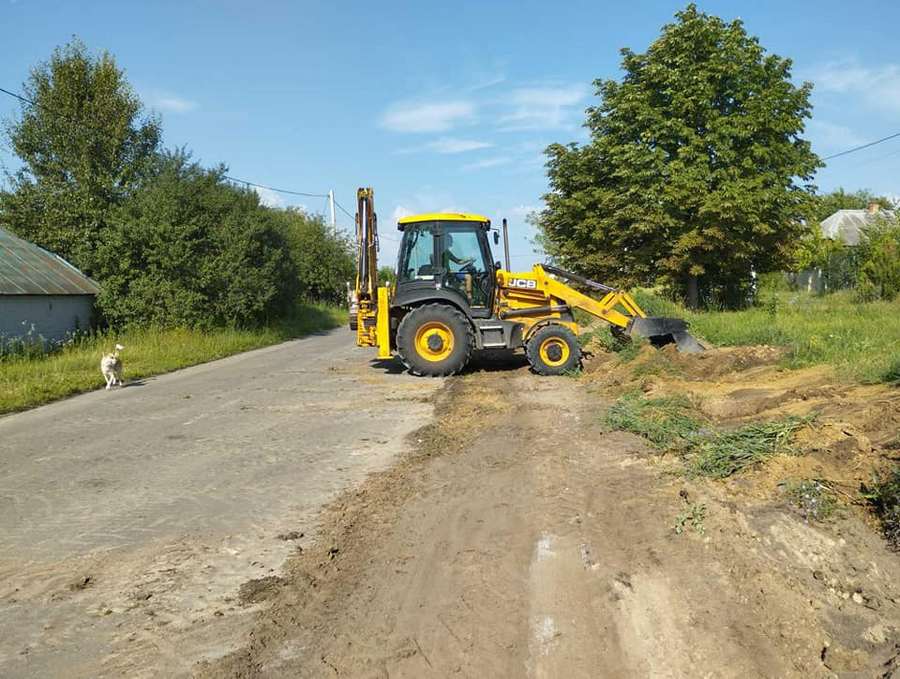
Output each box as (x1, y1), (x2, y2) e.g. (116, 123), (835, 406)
(353, 187), (702, 376)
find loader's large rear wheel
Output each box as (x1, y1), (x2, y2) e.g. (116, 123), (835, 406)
(526, 325), (581, 376)
(396, 304), (473, 376)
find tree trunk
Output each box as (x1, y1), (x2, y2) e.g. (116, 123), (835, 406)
(686, 275), (699, 309)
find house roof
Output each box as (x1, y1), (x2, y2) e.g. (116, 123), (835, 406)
(0, 226), (100, 295)
(820, 209), (895, 246)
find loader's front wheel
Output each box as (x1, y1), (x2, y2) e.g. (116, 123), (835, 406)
(396, 304), (473, 376)
(526, 325), (581, 376)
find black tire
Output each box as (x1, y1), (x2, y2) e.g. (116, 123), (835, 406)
(349, 316), (358, 331)
(396, 304), (473, 376)
(525, 324), (582, 376)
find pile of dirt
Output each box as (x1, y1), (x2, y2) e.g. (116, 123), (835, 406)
(587, 337), (900, 555)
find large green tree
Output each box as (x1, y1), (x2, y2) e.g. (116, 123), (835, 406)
(538, 4), (821, 308)
(1, 39), (160, 270)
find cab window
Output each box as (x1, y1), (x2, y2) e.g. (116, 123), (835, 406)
(441, 230), (488, 274)
(398, 226), (437, 282)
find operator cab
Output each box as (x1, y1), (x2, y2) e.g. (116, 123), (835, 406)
(395, 213), (496, 318)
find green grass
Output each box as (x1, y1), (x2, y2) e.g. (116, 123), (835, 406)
(603, 391), (700, 450)
(635, 289), (900, 384)
(604, 392), (811, 478)
(687, 416), (812, 479)
(0, 303), (344, 415)
(673, 503), (707, 535)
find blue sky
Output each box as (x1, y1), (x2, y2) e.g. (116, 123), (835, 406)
(2, 0), (900, 267)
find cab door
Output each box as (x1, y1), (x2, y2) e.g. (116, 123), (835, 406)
(439, 225), (495, 318)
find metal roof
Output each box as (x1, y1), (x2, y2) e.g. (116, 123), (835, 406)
(397, 212), (490, 225)
(820, 209), (895, 246)
(0, 226), (100, 295)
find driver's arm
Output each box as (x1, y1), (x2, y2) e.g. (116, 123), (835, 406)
(447, 250), (465, 265)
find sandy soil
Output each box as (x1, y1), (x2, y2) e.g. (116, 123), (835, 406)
(0, 331), (441, 678)
(198, 353), (900, 678)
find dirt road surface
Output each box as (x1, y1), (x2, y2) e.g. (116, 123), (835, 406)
(202, 364), (900, 679)
(0, 330), (441, 678)
(3, 335), (899, 678)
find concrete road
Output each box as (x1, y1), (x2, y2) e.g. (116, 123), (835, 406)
(0, 329), (440, 678)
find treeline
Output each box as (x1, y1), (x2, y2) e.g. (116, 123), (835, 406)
(0, 40), (353, 329)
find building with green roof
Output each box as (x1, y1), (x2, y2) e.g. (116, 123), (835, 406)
(0, 226), (99, 345)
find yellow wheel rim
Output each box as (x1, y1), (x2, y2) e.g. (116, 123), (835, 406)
(539, 337), (570, 367)
(415, 321), (455, 362)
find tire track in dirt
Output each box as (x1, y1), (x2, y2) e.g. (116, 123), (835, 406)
(197, 365), (900, 678)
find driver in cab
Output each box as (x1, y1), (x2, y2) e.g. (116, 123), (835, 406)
(442, 233), (475, 304)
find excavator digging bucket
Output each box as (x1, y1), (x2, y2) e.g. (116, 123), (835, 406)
(626, 317), (705, 354)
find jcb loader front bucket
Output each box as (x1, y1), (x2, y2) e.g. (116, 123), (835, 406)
(627, 317), (704, 354)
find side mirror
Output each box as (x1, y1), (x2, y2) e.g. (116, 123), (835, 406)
(493, 231), (500, 245)
(495, 261), (502, 270)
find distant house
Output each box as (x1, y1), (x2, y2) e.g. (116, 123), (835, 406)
(820, 202), (895, 246)
(0, 226), (99, 345)
(791, 202), (894, 293)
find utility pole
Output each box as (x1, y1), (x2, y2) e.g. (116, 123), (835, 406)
(328, 190), (336, 228)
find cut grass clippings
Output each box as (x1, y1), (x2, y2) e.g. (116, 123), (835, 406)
(0, 303), (344, 415)
(603, 392), (700, 450)
(604, 391), (812, 478)
(688, 416), (812, 479)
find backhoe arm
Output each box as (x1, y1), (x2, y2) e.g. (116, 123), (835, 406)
(535, 265), (647, 330)
(497, 265), (703, 352)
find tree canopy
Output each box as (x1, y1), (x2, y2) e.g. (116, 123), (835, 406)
(537, 4), (821, 308)
(1, 39), (160, 270)
(1, 38), (354, 329)
(809, 188), (893, 223)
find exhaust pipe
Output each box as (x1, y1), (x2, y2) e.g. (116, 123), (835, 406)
(502, 218), (511, 271)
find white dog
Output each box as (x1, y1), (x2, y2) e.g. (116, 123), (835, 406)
(100, 344), (125, 390)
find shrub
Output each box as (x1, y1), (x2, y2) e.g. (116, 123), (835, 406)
(862, 468), (900, 551)
(93, 152), (298, 328)
(856, 220), (900, 301)
(273, 209), (355, 305)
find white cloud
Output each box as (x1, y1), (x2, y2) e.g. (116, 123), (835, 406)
(426, 137), (492, 154)
(462, 156), (512, 171)
(253, 186), (286, 208)
(398, 137), (493, 155)
(500, 84), (589, 131)
(811, 59), (900, 113)
(391, 205), (413, 223)
(509, 204), (541, 220)
(806, 120), (866, 153)
(380, 100), (475, 133)
(144, 90), (198, 114)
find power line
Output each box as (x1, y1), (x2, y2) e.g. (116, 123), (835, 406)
(822, 131), (900, 161)
(223, 175), (329, 199)
(0, 86), (34, 106)
(333, 197), (356, 221)
(4, 84), (390, 241)
(1, 85), (339, 202)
